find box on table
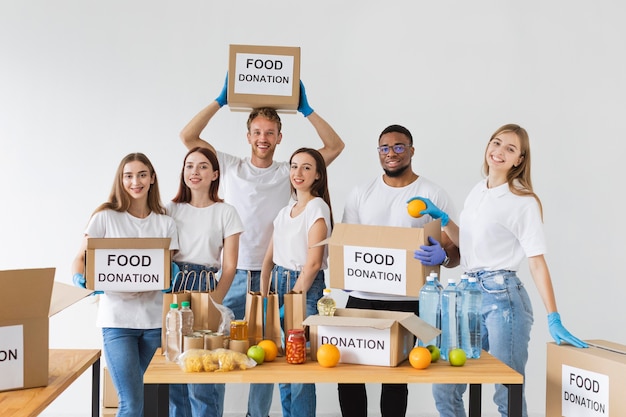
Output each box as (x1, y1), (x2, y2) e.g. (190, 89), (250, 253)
(103, 366), (118, 408)
(0, 268), (92, 392)
(303, 308), (440, 367)
(228, 44), (301, 112)
(85, 238), (171, 292)
(546, 339), (626, 417)
(323, 221), (440, 297)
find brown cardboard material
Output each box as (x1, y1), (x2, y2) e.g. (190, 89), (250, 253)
(85, 237), (171, 292)
(323, 221), (441, 297)
(103, 367), (118, 408)
(303, 308), (440, 367)
(0, 268), (92, 392)
(546, 339), (626, 416)
(228, 44), (301, 112)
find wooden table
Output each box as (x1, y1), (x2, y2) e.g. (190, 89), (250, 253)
(0, 349), (101, 417)
(144, 349), (523, 417)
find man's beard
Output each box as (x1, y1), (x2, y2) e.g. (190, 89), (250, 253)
(383, 164), (410, 178)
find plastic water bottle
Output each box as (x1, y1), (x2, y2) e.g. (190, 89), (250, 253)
(456, 274), (469, 353)
(459, 276), (482, 358)
(418, 275), (441, 347)
(180, 300), (194, 335)
(457, 273), (469, 292)
(317, 288), (337, 316)
(430, 271), (444, 291)
(440, 278), (459, 361)
(165, 303), (182, 362)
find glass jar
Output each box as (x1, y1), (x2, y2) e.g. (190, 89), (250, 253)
(286, 329), (307, 364)
(230, 320), (248, 341)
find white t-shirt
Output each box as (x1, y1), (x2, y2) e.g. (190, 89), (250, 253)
(342, 174), (456, 301)
(272, 197), (331, 271)
(165, 201), (244, 268)
(460, 179), (546, 273)
(217, 152), (291, 270)
(84, 209), (179, 329)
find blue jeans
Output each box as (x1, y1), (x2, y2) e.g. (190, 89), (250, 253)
(274, 265), (325, 417)
(432, 270), (533, 417)
(170, 262), (224, 417)
(102, 327), (161, 417)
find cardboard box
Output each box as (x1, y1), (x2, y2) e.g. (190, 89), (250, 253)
(103, 367), (118, 408)
(85, 237), (171, 292)
(546, 340), (626, 416)
(323, 221), (440, 297)
(0, 268), (92, 392)
(303, 308), (440, 367)
(228, 44), (301, 112)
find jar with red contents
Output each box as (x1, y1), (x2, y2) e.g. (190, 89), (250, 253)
(286, 329), (307, 364)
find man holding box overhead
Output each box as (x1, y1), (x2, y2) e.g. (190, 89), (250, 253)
(338, 124), (459, 417)
(178, 75), (344, 417)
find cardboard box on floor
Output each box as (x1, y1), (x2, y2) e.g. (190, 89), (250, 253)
(546, 339), (626, 416)
(303, 308), (440, 367)
(0, 268), (93, 392)
(228, 44), (301, 112)
(85, 237), (171, 292)
(103, 367), (118, 408)
(323, 221), (441, 297)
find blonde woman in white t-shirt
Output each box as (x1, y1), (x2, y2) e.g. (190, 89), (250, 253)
(71, 152), (179, 417)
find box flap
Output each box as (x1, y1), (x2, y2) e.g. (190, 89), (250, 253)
(49, 281), (93, 317)
(585, 339), (626, 356)
(397, 313), (441, 344)
(87, 237), (171, 249)
(0, 268), (55, 319)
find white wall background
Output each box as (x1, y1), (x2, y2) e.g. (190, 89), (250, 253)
(2, 1), (625, 416)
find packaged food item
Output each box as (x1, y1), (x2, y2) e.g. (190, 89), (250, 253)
(178, 348), (257, 372)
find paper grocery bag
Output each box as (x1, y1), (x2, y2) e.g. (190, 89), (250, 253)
(161, 271), (191, 351)
(264, 273), (283, 353)
(189, 270), (221, 332)
(283, 270), (306, 332)
(245, 272), (264, 345)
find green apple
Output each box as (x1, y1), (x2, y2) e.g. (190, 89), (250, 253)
(247, 345), (265, 365)
(448, 348), (467, 367)
(426, 345), (440, 362)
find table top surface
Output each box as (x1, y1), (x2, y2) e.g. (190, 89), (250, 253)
(144, 348), (523, 385)
(0, 349), (101, 417)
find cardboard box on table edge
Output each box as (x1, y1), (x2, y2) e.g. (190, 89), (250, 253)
(546, 339), (626, 417)
(303, 308), (440, 367)
(0, 268), (93, 392)
(228, 44), (301, 113)
(85, 237), (171, 292)
(103, 366), (118, 408)
(322, 221), (441, 297)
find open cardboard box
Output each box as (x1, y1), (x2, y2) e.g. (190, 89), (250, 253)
(322, 221), (441, 297)
(85, 237), (171, 292)
(546, 339), (626, 416)
(303, 308), (440, 367)
(228, 44), (301, 112)
(0, 268), (93, 391)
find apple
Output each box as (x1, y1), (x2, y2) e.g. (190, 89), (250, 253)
(426, 345), (440, 362)
(247, 345), (265, 365)
(448, 348), (467, 367)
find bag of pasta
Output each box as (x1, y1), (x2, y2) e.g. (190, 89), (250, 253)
(178, 348), (258, 373)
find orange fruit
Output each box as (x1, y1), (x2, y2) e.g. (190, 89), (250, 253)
(258, 339), (279, 362)
(408, 346), (432, 369)
(316, 343), (340, 368)
(407, 199), (426, 218)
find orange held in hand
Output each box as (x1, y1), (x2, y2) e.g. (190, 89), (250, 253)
(407, 199), (427, 218)
(408, 346), (432, 369)
(317, 343), (340, 368)
(258, 339), (279, 362)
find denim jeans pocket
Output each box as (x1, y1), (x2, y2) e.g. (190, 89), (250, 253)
(477, 271), (514, 294)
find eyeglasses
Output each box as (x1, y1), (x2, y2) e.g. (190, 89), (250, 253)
(377, 144), (408, 155)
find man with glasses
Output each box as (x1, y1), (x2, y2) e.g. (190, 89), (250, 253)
(338, 124), (459, 417)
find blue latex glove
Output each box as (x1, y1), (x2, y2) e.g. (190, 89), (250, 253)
(215, 73), (228, 107)
(297, 80), (314, 117)
(72, 273), (86, 289)
(548, 312), (588, 348)
(162, 262), (181, 293)
(413, 236), (447, 266)
(407, 196), (449, 227)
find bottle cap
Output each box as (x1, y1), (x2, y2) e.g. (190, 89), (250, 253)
(181, 301), (190, 307)
(170, 303), (178, 308)
(323, 288), (331, 294)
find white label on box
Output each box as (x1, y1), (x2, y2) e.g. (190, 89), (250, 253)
(234, 53), (295, 96)
(317, 325), (392, 366)
(0, 325), (24, 391)
(561, 364), (609, 416)
(343, 245), (407, 296)
(93, 248), (165, 292)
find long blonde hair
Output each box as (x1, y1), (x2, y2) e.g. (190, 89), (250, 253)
(482, 124), (543, 219)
